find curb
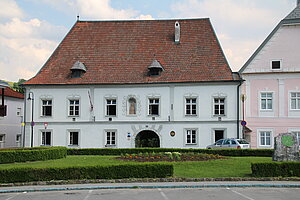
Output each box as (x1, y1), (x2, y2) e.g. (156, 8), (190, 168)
(1, 184), (300, 193)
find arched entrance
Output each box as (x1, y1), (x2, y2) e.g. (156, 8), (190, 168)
(135, 130), (160, 148)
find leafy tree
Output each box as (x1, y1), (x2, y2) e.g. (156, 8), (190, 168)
(12, 79), (26, 94)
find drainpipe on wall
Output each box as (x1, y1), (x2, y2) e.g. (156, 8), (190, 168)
(236, 74), (244, 139)
(22, 87), (26, 147)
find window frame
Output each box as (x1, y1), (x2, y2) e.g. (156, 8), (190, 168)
(185, 129), (198, 145)
(185, 97), (197, 116)
(258, 130), (272, 147)
(41, 99), (53, 117)
(213, 98), (226, 116)
(105, 130), (117, 147)
(148, 98), (160, 116)
(270, 60), (282, 70)
(41, 130), (52, 146)
(290, 92), (300, 110)
(106, 98), (117, 117)
(0, 134), (5, 142)
(260, 92), (273, 111)
(68, 99), (80, 117)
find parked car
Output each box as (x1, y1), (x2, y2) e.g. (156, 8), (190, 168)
(206, 138), (250, 149)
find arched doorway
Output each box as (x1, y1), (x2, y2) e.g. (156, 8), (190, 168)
(135, 130), (160, 148)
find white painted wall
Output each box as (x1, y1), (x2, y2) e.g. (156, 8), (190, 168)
(24, 82), (239, 149)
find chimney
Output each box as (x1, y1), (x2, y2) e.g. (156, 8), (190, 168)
(175, 21), (180, 44)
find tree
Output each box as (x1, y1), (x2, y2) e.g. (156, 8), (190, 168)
(12, 79), (26, 94)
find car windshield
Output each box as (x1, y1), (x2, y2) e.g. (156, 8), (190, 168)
(237, 139), (249, 144)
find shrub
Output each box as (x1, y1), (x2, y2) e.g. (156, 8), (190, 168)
(251, 162), (300, 177)
(0, 147), (67, 164)
(68, 148), (273, 157)
(0, 163), (173, 183)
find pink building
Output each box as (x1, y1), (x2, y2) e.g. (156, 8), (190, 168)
(239, 3), (300, 149)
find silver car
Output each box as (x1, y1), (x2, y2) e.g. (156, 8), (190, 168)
(206, 138), (250, 149)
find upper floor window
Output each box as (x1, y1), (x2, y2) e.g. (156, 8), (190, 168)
(128, 98), (136, 115)
(69, 99), (80, 116)
(185, 98), (197, 115)
(291, 92), (300, 110)
(271, 60), (281, 70)
(42, 100), (52, 116)
(261, 92), (273, 110)
(149, 98), (159, 116)
(186, 129), (197, 145)
(106, 99), (116, 116)
(41, 131), (51, 146)
(214, 98), (225, 115)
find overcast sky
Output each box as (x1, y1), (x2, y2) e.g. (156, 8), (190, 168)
(0, 0), (297, 82)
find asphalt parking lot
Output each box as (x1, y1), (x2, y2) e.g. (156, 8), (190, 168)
(1, 187), (300, 200)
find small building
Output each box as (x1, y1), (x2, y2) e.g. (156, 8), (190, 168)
(23, 19), (242, 148)
(239, 3), (300, 148)
(0, 86), (24, 148)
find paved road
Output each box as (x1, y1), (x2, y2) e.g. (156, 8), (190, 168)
(1, 187), (300, 200)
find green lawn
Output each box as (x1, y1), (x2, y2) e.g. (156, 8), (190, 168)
(0, 156), (271, 178)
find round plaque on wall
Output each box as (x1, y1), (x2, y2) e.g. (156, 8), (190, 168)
(170, 131), (175, 137)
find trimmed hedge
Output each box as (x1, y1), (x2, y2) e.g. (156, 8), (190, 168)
(0, 147), (67, 164)
(68, 148), (273, 157)
(0, 163), (173, 183)
(252, 162), (300, 177)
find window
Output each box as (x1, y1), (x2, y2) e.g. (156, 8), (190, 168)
(186, 129), (197, 145)
(128, 98), (136, 115)
(261, 92), (273, 110)
(42, 100), (52, 116)
(149, 98), (159, 115)
(260, 131), (271, 146)
(16, 134), (21, 142)
(106, 99), (116, 116)
(271, 60), (281, 70)
(69, 132), (79, 146)
(106, 131), (116, 146)
(291, 92), (300, 110)
(214, 98), (225, 115)
(0, 134), (5, 142)
(69, 99), (80, 116)
(16, 108), (22, 116)
(185, 98), (197, 115)
(41, 131), (51, 146)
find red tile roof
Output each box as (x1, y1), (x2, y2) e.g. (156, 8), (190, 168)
(25, 19), (235, 85)
(0, 87), (24, 99)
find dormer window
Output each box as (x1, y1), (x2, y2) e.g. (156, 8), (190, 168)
(148, 59), (164, 76)
(271, 60), (281, 70)
(71, 61), (86, 78)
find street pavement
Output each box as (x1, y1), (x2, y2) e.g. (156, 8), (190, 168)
(1, 181), (300, 200)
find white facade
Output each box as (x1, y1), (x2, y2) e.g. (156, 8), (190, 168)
(0, 96), (23, 148)
(24, 82), (240, 148)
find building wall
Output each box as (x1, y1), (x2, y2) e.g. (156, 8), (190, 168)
(0, 96), (23, 148)
(24, 83), (240, 148)
(241, 24), (300, 149)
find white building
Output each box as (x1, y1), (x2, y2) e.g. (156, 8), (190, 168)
(24, 19), (242, 148)
(0, 85), (24, 148)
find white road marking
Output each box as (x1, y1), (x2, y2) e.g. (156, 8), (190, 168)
(83, 190), (93, 200)
(158, 188), (169, 200)
(226, 188), (255, 200)
(4, 193), (20, 200)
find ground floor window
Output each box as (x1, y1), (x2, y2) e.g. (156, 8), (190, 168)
(69, 132), (79, 146)
(259, 131), (271, 146)
(106, 131), (116, 146)
(0, 134), (4, 148)
(214, 130), (224, 142)
(291, 131), (300, 144)
(186, 129), (197, 145)
(41, 131), (51, 146)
